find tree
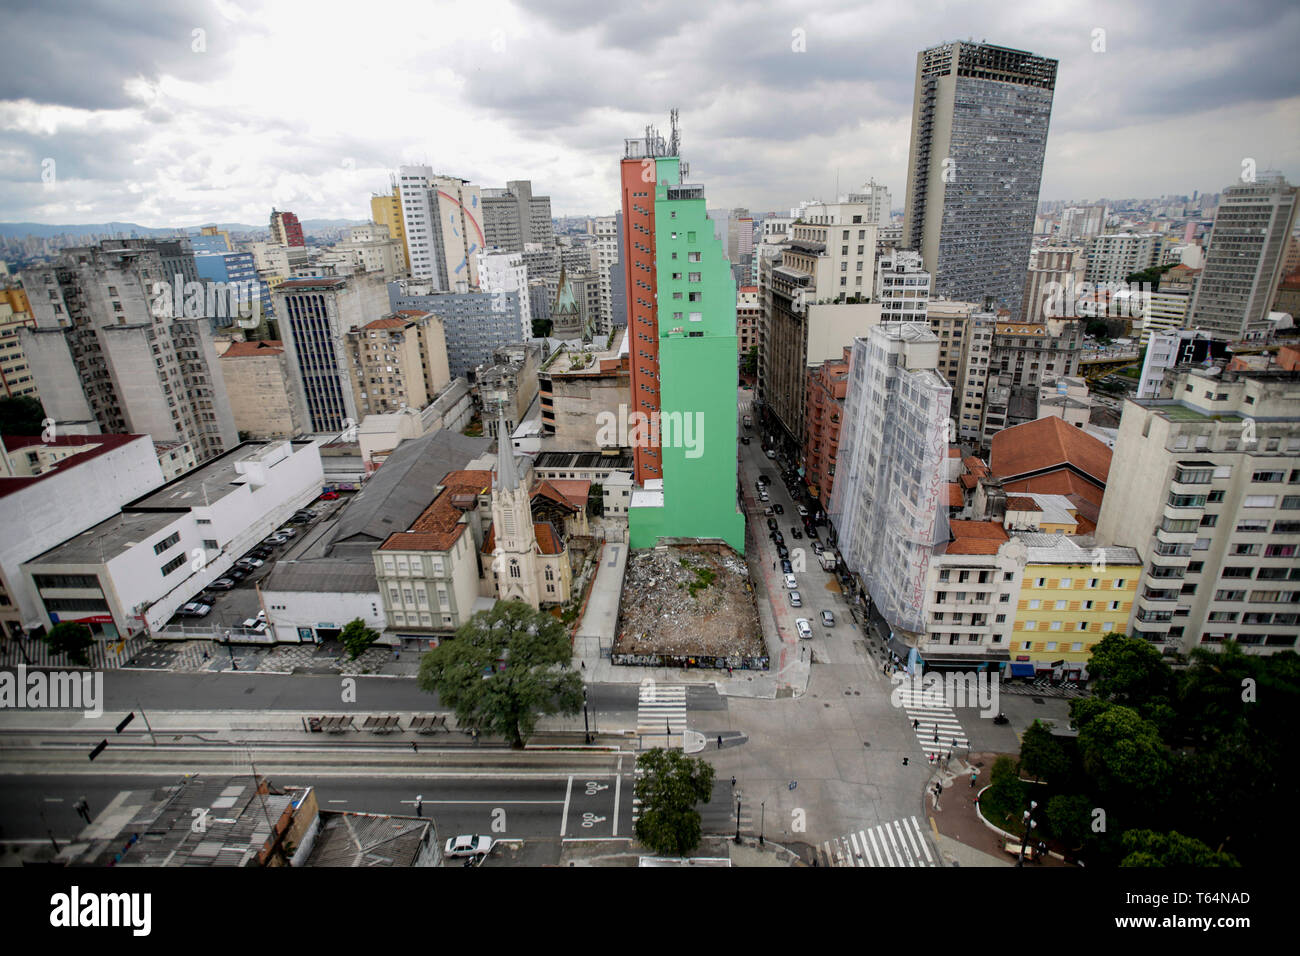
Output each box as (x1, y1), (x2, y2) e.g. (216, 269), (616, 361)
(339, 618), (378, 660)
(417, 600), (582, 749)
(532, 318), (553, 338)
(43, 622), (94, 665)
(740, 346), (758, 378)
(1077, 703), (1169, 799)
(587, 483), (604, 517)
(1085, 319), (1110, 340)
(1119, 829), (1239, 868)
(1088, 633), (1175, 705)
(1019, 719), (1071, 783)
(0, 395), (46, 436)
(633, 748), (715, 856)
(1045, 794), (1094, 851)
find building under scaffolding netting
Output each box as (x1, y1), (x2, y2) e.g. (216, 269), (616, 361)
(828, 323), (952, 637)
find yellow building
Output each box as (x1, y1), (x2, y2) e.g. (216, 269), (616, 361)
(0, 285), (39, 401)
(371, 187), (408, 271)
(1012, 539), (1141, 677)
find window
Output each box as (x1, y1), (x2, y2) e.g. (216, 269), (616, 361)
(153, 532), (181, 555)
(203, 539), (218, 550)
(1254, 471), (1284, 483)
(1244, 495), (1277, 508)
(1025, 621), (1037, 630)
(688, 272), (701, 282)
(160, 554), (187, 576)
(1207, 490), (1225, 503)
(1059, 578), (1072, 588)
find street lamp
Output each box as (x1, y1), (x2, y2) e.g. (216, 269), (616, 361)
(582, 690), (592, 744)
(1017, 800), (1039, 867)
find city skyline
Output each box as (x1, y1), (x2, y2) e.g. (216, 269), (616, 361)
(1, 0), (1298, 227)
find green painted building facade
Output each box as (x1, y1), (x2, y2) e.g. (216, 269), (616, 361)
(629, 156), (746, 553)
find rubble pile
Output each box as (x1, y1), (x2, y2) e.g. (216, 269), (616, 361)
(616, 546), (763, 657)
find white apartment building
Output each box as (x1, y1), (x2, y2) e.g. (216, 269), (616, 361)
(592, 215), (619, 336)
(1136, 329), (1223, 400)
(476, 250), (533, 339)
(955, 312), (996, 443)
(875, 250), (931, 322)
(21, 440), (323, 637)
(1085, 233), (1167, 285)
(1095, 366), (1300, 654)
(1141, 265), (1200, 346)
(829, 323), (952, 638)
(1023, 245), (1086, 323)
(397, 166), (483, 290)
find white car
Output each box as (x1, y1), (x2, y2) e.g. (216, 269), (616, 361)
(236, 558), (264, 569)
(784, 573), (798, 590)
(444, 834), (493, 858)
(795, 619), (813, 640)
(766, 449), (776, 459)
(821, 610), (835, 628)
(788, 590), (802, 608)
(180, 602), (211, 617)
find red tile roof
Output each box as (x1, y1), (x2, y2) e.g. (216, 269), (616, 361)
(963, 456), (990, 477)
(948, 447), (962, 458)
(361, 316), (409, 331)
(991, 416), (1111, 489)
(378, 469), (492, 552)
(542, 479), (591, 511)
(945, 520), (1009, 555)
(532, 479), (583, 512)
(1005, 496), (1041, 511)
(481, 521), (565, 556)
(221, 340), (284, 357)
(1003, 472), (1105, 508)
(947, 483), (964, 507)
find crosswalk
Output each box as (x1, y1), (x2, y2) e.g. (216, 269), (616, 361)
(817, 816), (936, 867)
(896, 686), (969, 758)
(636, 682), (687, 748)
(0, 636), (147, 670)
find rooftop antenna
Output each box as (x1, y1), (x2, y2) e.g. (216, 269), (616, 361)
(669, 108), (680, 157)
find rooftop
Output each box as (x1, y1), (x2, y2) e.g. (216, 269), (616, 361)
(990, 416), (1111, 488)
(944, 520), (1010, 556)
(221, 340), (285, 357)
(0, 433), (149, 501)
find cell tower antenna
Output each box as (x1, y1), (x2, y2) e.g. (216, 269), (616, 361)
(669, 108), (680, 156)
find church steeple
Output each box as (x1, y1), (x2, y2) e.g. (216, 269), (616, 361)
(495, 401), (518, 492)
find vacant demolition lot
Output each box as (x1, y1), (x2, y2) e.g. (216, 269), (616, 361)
(615, 545), (763, 659)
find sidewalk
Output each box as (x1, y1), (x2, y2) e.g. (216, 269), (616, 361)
(924, 750), (1074, 867)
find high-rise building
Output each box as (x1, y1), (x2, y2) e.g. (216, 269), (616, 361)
(476, 250), (532, 339)
(20, 241), (237, 461)
(1140, 264), (1200, 347)
(1096, 365), (1300, 654)
(844, 180), (893, 225)
(271, 274), (391, 433)
(1188, 172), (1298, 341)
(830, 323), (951, 637)
(269, 208), (305, 247)
(736, 286), (760, 356)
(903, 41), (1058, 319)
(804, 347), (850, 504)
(388, 280), (525, 380)
(397, 166), (484, 290)
(621, 126), (745, 552)
(592, 215), (619, 336)
(1023, 245), (1085, 323)
(482, 180), (555, 252)
(1085, 233), (1166, 286)
(345, 311), (450, 418)
(217, 340), (310, 439)
(371, 178), (409, 271)
(1135, 328), (1225, 400)
(1059, 204), (1107, 241)
(0, 284), (38, 400)
(875, 249), (931, 322)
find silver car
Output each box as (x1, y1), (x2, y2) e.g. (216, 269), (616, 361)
(788, 590), (802, 607)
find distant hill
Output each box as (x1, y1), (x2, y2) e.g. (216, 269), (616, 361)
(0, 218), (368, 240)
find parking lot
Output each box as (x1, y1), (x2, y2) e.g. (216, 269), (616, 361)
(168, 494), (349, 633)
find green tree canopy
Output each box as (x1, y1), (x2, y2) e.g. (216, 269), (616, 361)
(1077, 703), (1170, 799)
(339, 618), (379, 660)
(1119, 829), (1239, 867)
(633, 748), (715, 856)
(44, 622), (94, 665)
(1019, 719), (1071, 783)
(1087, 633), (1176, 708)
(417, 600), (582, 749)
(1045, 794), (1094, 851)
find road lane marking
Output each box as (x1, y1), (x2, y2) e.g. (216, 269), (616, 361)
(612, 757), (622, 837)
(560, 774), (573, 836)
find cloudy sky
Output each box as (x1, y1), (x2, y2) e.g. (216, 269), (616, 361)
(2, 0), (1297, 228)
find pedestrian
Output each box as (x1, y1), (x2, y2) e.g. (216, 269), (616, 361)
(932, 730), (939, 742)
(773, 561), (776, 570)
(581, 661), (586, 670)
(717, 734), (723, 750)
(912, 718), (919, 730)
(970, 769), (978, 788)
(731, 776), (736, 789)
(410, 741), (418, 753)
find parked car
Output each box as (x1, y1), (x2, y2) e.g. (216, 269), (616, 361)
(276, 527), (298, 538)
(812, 540), (824, 555)
(758, 474), (771, 485)
(795, 619), (814, 640)
(208, 578), (236, 591)
(267, 533), (290, 545)
(780, 559), (793, 574)
(256, 609), (267, 621)
(790, 527), (802, 539)
(740, 436), (750, 445)
(784, 573), (798, 590)
(773, 533), (784, 547)
(776, 545), (789, 560)
(797, 505), (809, 518)
(766, 449), (776, 459)
(773, 504), (784, 515)
(806, 526), (819, 541)
(319, 491), (340, 501)
(444, 835), (493, 858)
(766, 518), (777, 531)
(788, 590), (802, 607)
(179, 601), (211, 617)
(758, 492), (770, 503)
(236, 558), (264, 569)
(764, 506), (775, 516)
(821, 610), (835, 628)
